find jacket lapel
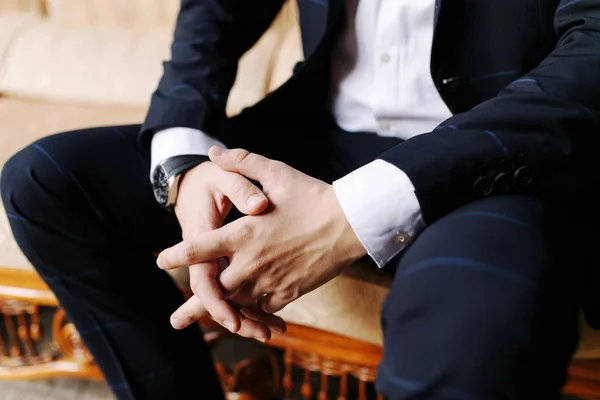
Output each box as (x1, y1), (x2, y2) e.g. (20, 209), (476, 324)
(434, 0), (443, 27)
(298, 0), (345, 58)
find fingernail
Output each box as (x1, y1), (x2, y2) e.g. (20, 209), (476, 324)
(211, 146), (226, 156)
(255, 336), (267, 343)
(223, 321), (234, 331)
(271, 327), (283, 335)
(246, 193), (266, 207)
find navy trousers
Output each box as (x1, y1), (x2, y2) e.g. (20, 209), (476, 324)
(0, 120), (581, 399)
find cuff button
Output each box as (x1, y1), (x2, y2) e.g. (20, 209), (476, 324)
(395, 232), (411, 245)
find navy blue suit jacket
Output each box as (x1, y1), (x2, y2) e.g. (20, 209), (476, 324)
(141, 0), (600, 326)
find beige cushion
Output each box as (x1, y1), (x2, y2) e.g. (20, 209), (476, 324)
(275, 265), (389, 345)
(0, 0), (43, 13)
(45, 0), (179, 29)
(0, 12), (39, 70)
(0, 2), (302, 112)
(0, 210), (29, 270)
(0, 19), (173, 107)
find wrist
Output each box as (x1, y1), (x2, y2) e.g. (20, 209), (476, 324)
(175, 160), (212, 204)
(152, 155), (208, 209)
(325, 185), (367, 264)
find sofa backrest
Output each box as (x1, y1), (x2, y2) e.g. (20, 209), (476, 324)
(43, 0), (179, 30)
(0, 0), (303, 116)
(0, 0), (44, 13)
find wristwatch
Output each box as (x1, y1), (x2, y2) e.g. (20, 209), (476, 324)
(152, 155), (208, 209)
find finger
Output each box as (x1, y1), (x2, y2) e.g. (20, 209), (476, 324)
(170, 295), (207, 330)
(172, 294), (271, 342)
(186, 262), (242, 332)
(224, 278), (258, 306)
(235, 314), (272, 343)
(227, 284), (287, 335)
(157, 229), (230, 270)
(258, 293), (290, 315)
(208, 147), (275, 183)
(215, 172), (268, 215)
(218, 264), (253, 300)
(241, 304), (287, 336)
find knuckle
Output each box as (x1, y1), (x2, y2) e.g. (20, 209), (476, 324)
(234, 221), (254, 245)
(280, 285), (301, 303)
(269, 160), (287, 177)
(250, 255), (266, 275)
(199, 213), (221, 230)
(182, 242), (197, 264)
(270, 160), (285, 169)
(191, 281), (204, 296)
(205, 301), (225, 317)
(232, 179), (250, 197)
(262, 278), (279, 294)
(233, 149), (251, 165)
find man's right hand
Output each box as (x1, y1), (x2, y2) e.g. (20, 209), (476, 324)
(172, 161), (286, 342)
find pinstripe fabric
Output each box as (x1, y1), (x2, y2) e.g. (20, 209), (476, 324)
(1, 126), (225, 400)
(376, 196), (580, 399)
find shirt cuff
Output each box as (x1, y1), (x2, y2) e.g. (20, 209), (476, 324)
(150, 127), (226, 181)
(332, 159), (426, 268)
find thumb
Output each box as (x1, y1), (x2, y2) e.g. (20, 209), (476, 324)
(209, 147), (273, 184)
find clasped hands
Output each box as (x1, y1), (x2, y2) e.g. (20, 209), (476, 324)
(157, 147), (366, 342)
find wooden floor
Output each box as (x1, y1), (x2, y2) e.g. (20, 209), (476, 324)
(0, 379), (114, 400)
(0, 378), (586, 400)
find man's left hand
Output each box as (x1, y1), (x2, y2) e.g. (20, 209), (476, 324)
(157, 147), (367, 335)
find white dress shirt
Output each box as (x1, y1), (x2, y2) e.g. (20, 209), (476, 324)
(151, 0), (452, 267)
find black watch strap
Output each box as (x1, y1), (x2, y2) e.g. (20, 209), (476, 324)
(163, 155), (209, 178)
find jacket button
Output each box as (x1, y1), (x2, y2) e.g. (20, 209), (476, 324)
(474, 176), (494, 196)
(514, 166), (533, 186)
(494, 172), (512, 193)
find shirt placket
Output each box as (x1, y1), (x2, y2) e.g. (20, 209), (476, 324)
(373, 0), (403, 136)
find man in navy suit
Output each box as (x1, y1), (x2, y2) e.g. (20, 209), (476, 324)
(2, 0), (600, 398)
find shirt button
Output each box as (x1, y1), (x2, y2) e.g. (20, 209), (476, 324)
(381, 53), (391, 63)
(395, 232), (411, 245)
(379, 121), (391, 131)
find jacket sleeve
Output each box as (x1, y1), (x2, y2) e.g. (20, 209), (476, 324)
(380, 0), (600, 223)
(140, 0), (285, 147)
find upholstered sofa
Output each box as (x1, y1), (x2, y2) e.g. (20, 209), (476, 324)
(1, 0), (600, 398)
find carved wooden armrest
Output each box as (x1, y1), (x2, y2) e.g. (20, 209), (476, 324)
(0, 268), (102, 380)
(0, 267), (280, 400)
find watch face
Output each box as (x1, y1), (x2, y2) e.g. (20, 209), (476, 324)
(152, 166), (169, 206)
